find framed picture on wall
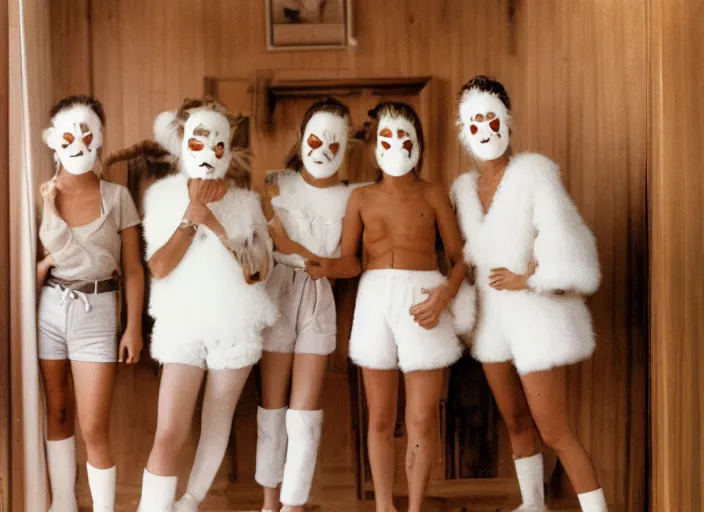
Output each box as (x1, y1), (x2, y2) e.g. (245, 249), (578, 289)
(265, 0), (356, 50)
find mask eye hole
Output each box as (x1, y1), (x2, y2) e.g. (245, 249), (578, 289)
(329, 142), (340, 156)
(486, 112), (496, 121)
(307, 134), (323, 149)
(381, 141), (391, 150)
(379, 127), (392, 138)
(82, 133), (93, 146)
(188, 138), (205, 152)
(63, 133), (75, 144)
(474, 114), (485, 123)
(489, 118), (501, 132)
(214, 142), (225, 159)
(402, 140), (414, 152)
(470, 124), (478, 135)
(397, 129), (407, 139)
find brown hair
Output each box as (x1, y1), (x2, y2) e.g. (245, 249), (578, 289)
(50, 95), (106, 125)
(285, 97), (351, 172)
(458, 75), (511, 111)
(368, 101), (425, 180)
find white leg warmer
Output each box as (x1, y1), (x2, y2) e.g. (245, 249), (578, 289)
(578, 488), (608, 512)
(255, 406), (288, 489)
(137, 469), (177, 512)
(513, 453), (545, 510)
(183, 369), (247, 504)
(280, 409), (323, 507)
(46, 436), (78, 512)
(86, 463), (116, 511)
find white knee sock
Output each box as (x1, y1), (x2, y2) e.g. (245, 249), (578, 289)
(138, 469), (177, 512)
(280, 409), (323, 507)
(86, 463), (116, 511)
(46, 436), (78, 512)
(255, 406), (288, 489)
(514, 453), (545, 508)
(578, 488), (608, 512)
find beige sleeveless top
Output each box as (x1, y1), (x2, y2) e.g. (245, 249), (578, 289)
(39, 180), (140, 283)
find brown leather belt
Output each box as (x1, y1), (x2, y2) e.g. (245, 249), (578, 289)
(46, 278), (119, 294)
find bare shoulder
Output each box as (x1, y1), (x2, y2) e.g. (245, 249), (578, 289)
(419, 179), (450, 205)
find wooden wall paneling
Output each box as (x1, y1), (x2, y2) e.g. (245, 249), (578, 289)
(0, 0), (11, 508)
(649, 0), (704, 510)
(49, 0), (92, 101)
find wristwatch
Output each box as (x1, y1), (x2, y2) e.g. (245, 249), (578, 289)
(178, 218), (199, 236)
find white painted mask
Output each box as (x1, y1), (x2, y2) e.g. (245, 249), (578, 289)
(181, 109), (231, 180)
(375, 115), (420, 177)
(300, 111), (347, 179)
(458, 89), (511, 162)
(43, 104), (104, 175)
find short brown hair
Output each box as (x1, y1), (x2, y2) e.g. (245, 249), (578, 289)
(50, 95), (106, 125)
(458, 75), (511, 111)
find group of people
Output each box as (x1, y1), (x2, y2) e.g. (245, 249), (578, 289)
(36, 75), (607, 512)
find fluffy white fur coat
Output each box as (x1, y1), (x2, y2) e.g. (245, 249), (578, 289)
(143, 173), (277, 347)
(450, 153), (600, 373)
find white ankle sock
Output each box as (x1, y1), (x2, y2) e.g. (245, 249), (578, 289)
(514, 453), (545, 508)
(578, 488), (608, 511)
(280, 409), (323, 507)
(138, 469), (177, 512)
(86, 463), (116, 511)
(255, 406), (288, 489)
(46, 436), (78, 512)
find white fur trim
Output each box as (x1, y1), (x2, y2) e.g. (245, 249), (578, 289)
(451, 280), (476, 335)
(153, 110), (182, 156)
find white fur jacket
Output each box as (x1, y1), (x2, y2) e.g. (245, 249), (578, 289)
(451, 153), (600, 295)
(143, 172), (277, 342)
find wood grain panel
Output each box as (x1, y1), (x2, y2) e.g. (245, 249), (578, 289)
(49, 0), (92, 101)
(0, 0), (10, 509)
(649, 0), (704, 510)
(48, 1), (648, 509)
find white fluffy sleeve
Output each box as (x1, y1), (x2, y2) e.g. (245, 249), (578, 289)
(141, 178), (185, 261)
(525, 155), (601, 295)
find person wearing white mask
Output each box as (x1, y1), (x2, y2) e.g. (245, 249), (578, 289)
(305, 101), (475, 512)
(37, 95), (144, 511)
(252, 98), (369, 512)
(450, 76), (606, 512)
(138, 98), (277, 511)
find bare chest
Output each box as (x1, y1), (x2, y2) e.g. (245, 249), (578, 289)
(477, 170), (506, 214)
(361, 191), (436, 242)
(55, 189), (102, 227)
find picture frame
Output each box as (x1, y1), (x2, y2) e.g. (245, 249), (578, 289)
(265, 0), (357, 51)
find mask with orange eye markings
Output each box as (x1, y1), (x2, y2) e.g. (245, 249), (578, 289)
(43, 105), (104, 175)
(375, 115), (420, 177)
(181, 110), (231, 180)
(300, 112), (348, 179)
(458, 89), (511, 162)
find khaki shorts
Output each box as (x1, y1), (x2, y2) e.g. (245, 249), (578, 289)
(262, 264), (337, 355)
(38, 285), (118, 363)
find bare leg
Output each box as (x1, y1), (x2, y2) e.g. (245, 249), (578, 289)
(403, 369), (444, 512)
(258, 351), (295, 512)
(362, 368), (399, 512)
(182, 367), (252, 503)
(482, 362), (538, 458)
(521, 367), (600, 494)
(280, 354), (328, 511)
(146, 363), (205, 475)
(40, 360), (78, 510)
(71, 361), (117, 468)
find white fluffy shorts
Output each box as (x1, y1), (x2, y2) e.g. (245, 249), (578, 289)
(349, 269), (463, 373)
(150, 322), (263, 371)
(471, 283), (596, 375)
(263, 264), (336, 355)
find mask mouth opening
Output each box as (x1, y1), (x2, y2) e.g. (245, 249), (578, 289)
(199, 162), (214, 170)
(480, 138), (490, 144)
(70, 151), (84, 157)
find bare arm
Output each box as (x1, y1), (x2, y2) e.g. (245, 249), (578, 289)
(432, 185), (469, 298)
(120, 226), (144, 335)
(305, 188), (364, 279)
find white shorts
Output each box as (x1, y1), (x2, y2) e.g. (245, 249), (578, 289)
(263, 264), (337, 355)
(38, 286), (118, 363)
(349, 270), (463, 373)
(471, 283), (595, 375)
